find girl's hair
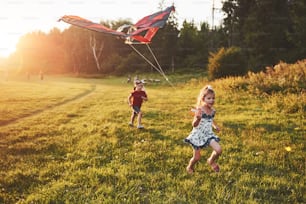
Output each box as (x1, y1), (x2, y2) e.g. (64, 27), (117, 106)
(196, 85), (215, 106)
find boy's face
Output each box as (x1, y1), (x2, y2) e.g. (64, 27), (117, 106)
(135, 83), (143, 90)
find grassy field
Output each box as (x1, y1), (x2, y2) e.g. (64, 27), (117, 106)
(0, 66), (305, 203)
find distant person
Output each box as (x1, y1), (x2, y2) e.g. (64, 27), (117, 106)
(39, 70), (44, 80)
(184, 85), (222, 174)
(134, 75), (139, 83)
(127, 80), (148, 129)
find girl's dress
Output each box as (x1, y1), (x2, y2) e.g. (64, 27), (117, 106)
(184, 110), (220, 149)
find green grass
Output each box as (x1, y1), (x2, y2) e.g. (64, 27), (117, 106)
(0, 72), (304, 203)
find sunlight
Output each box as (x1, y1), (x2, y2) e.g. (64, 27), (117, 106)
(0, 33), (17, 58)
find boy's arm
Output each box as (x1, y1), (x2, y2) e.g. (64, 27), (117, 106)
(128, 94), (133, 106)
(141, 92), (148, 101)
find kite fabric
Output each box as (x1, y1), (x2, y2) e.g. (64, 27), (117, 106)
(59, 6), (175, 44)
(59, 15), (127, 37)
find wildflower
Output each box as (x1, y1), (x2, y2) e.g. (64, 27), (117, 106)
(285, 146), (292, 152)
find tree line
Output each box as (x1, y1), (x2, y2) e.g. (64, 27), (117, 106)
(5, 0), (306, 76)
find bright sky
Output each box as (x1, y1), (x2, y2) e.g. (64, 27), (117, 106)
(0, 0), (223, 58)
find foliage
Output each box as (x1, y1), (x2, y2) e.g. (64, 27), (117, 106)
(100, 54), (122, 74)
(208, 47), (247, 80)
(217, 60), (306, 94)
(222, 0), (305, 71)
(114, 52), (147, 75)
(214, 60), (306, 113)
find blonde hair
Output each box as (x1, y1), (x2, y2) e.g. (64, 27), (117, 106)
(196, 85), (215, 106)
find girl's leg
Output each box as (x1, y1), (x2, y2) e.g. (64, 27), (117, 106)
(207, 140), (222, 172)
(186, 149), (201, 174)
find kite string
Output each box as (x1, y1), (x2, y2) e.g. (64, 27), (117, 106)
(146, 44), (174, 87)
(146, 44), (166, 78)
(128, 44), (164, 76)
(128, 44), (174, 87)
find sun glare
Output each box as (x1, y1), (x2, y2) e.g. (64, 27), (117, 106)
(0, 33), (17, 58)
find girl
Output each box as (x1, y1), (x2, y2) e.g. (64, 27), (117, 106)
(184, 85), (222, 174)
(128, 80), (148, 129)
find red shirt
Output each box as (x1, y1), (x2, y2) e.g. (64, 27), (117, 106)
(131, 90), (147, 107)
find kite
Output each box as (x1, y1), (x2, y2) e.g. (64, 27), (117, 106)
(59, 6), (175, 84)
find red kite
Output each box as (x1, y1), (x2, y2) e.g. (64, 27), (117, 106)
(59, 6), (174, 44)
(59, 6), (175, 84)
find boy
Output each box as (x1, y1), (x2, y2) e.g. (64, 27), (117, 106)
(128, 80), (148, 129)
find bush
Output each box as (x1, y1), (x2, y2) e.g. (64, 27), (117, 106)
(208, 47), (247, 80)
(247, 60), (306, 94)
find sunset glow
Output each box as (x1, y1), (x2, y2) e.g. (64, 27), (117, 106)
(0, 0), (223, 58)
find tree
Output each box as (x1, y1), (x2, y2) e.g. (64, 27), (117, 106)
(90, 34), (104, 71)
(288, 0), (306, 61)
(177, 20), (199, 68)
(222, 0), (294, 71)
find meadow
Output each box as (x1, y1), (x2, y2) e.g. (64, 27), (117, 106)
(0, 61), (305, 203)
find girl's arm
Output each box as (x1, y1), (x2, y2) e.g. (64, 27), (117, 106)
(192, 108), (202, 127)
(211, 108), (220, 132)
(212, 120), (220, 132)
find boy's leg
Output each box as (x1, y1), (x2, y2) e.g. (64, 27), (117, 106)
(129, 111), (137, 126)
(133, 106), (144, 128)
(137, 111), (142, 126)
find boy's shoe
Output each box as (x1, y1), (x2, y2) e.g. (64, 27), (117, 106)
(128, 122), (133, 127)
(137, 125), (144, 129)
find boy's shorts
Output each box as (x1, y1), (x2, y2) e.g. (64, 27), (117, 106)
(132, 106), (141, 114)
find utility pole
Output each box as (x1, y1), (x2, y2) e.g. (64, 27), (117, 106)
(211, 0), (222, 50)
(212, 0), (215, 30)
(211, 0), (216, 49)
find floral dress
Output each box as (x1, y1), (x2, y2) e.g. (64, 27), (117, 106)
(184, 110), (220, 149)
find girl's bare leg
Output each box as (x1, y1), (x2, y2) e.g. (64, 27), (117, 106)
(207, 140), (222, 172)
(187, 149), (201, 174)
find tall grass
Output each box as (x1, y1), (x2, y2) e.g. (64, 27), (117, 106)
(0, 61), (305, 203)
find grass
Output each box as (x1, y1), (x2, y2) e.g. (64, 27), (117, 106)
(0, 69), (305, 203)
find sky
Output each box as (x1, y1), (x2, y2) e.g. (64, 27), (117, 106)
(0, 0), (223, 58)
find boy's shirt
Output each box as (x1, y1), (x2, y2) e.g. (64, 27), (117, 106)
(131, 90), (147, 107)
